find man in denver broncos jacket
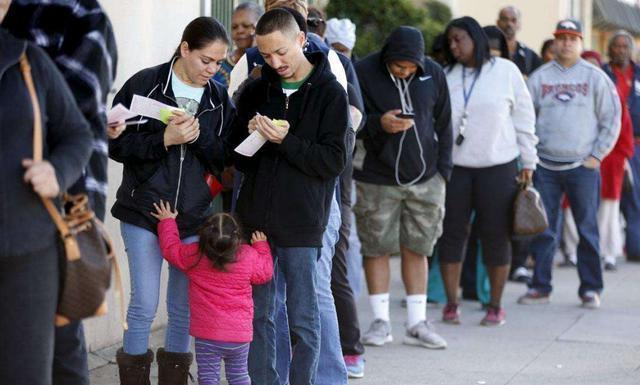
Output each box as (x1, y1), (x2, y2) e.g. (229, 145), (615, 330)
(521, 19), (621, 309)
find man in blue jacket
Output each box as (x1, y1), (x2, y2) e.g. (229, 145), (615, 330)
(354, 26), (452, 350)
(602, 30), (640, 262)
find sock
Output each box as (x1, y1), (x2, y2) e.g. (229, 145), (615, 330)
(369, 293), (390, 322)
(406, 294), (427, 328)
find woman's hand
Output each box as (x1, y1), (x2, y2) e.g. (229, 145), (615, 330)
(22, 159), (60, 198)
(163, 111), (200, 147)
(107, 122), (126, 139)
(519, 169), (534, 185)
(150, 200), (178, 221)
(251, 231), (268, 244)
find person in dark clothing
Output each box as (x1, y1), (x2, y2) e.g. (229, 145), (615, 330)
(497, 6), (543, 77)
(109, 17), (235, 385)
(540, 38), (556, 63)
(230, 9), (348, 385)
(430, 33), (448, 66)
(3, 1), (118, 383)
(290, 4), (368, 378)
(483, 25), (509, 59)
(497, 6), (541, 285)
(603, 30), (640, 263)
(0, 5), (93, 384)
(231, 4), (365, 382)
(306, 5), (326, 37)
(354, 26), (452, 350)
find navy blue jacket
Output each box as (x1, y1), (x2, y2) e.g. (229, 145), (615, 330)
(109, 58), (235, 237)
(0, 29), (92, 257)
(354, 27), (453, 186)
(603, 62), (640, 137)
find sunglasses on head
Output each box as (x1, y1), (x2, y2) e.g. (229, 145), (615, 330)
(306, 17), (325, 27)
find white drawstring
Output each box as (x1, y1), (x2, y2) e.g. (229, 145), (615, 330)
(389, 70), (427, 187)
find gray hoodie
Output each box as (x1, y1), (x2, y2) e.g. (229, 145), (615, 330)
(527, 59), (621, 163)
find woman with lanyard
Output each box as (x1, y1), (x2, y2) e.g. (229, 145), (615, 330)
(438, 16), (539, 326)
(109, 17), (235, 384)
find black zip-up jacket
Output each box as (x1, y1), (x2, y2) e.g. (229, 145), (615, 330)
(0, 29), (92, 257)
(231, 51), (348, 247)
(354, 26), (453, 185)
(109, 57), (235, 237)
(512, 41), (543, 77)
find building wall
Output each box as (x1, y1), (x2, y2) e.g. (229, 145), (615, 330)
(440, 0), (594, 56)
(83, 0), (202, 352)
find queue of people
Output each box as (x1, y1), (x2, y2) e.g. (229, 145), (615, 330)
(1, 1), (638, 385)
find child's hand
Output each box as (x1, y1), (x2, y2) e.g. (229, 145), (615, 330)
(251, 231), (267, 244)
(150, 200), (178, 221)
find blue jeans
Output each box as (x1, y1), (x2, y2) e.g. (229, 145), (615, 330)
(272, 192), (347, 385)
(120, 222), (195, 355)
(622, 144), (640, 257)
(315, 193), (347, 385)
(530, 166), (603, 296)
(249, 246), (320, 385)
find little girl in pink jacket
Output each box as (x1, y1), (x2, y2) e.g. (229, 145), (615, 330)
(152, 200), (273, 385)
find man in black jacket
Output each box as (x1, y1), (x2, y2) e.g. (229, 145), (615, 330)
(497, 6), (543, 77)
(497, 5), (541, 284)
(231, 9), (348, 385)
(353, 26), (452, 350)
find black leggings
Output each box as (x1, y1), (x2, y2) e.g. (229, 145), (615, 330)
(439, 160), (519, 267)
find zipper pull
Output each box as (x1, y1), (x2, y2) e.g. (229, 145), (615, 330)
(285, 95), (289, 114)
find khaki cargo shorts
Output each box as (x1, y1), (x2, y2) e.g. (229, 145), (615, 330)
(353, 174), (446, 257)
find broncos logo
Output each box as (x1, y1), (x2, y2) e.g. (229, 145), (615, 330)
(555, 91), (574, 102)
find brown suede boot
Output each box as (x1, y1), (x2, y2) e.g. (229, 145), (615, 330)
(115, 348), (154, 385)
(156, 348), (193, 385)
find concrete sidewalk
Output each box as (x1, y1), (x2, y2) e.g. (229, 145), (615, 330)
(90, 260), (640, 385)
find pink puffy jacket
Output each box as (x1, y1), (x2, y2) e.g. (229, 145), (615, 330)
(158, 219), (273, 342)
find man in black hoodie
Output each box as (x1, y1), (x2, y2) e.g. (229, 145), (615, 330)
(231, 9), (348, 385)
(354, 26), (452, 350)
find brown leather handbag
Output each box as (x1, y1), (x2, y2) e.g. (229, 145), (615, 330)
(19, 52), (127, 328)
(513, 179), (549, 236)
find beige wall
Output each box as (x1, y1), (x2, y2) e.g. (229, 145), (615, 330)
(83, 0), (202, 352)
(441, 0), (594, 56)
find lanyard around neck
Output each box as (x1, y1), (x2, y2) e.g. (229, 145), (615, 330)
(462, 66), (479, 110)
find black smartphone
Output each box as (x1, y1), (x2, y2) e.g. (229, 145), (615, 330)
(396, 112), (415, 119)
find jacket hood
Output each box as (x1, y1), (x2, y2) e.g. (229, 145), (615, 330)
(0, 28), (27, 78)
(261, 50), (336, 87)
(381, 26), (425, 73)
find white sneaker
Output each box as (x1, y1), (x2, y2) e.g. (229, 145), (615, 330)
(361, 319), (392, 346)
(403, 320), (447, 349)
(581, 291), (601, 309)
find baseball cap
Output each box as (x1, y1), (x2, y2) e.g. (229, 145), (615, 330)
(554, 19), (583, 38)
